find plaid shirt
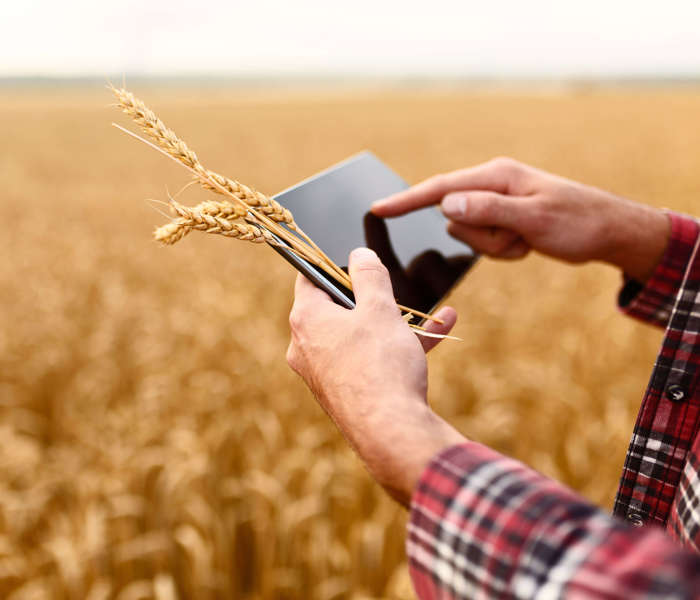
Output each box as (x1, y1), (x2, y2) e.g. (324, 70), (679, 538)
(407, 212), (700, 599)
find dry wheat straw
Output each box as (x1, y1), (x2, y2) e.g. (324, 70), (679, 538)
(113, 86), (347, 278)
(112, 87), (445, 328)
(111, 86), (353, 286)
(111, 121), (334, 278)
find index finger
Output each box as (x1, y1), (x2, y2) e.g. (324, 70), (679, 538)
(370, 160), (519, 218)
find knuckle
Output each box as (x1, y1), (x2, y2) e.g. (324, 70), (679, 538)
(489, 156), (519, 172)
(490, 157), (528, 189)
(524, 194), (553, 230)
(493, 232), (516, 255)
(285, 343), (299, 371)
(427, 172), (449, 192)
(531, 189), (555, 207)
(353, 262), (388, 277)
(288, 307), (304, 332)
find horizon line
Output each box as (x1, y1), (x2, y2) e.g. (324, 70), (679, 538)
(3, 73), (700, 90)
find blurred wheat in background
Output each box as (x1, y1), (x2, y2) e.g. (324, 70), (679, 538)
(1, 86), (699, 599)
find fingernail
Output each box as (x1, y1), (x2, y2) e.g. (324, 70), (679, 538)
(370, 198), (388, 210)
(441, 193), (467, 218)
(350, 247), (377, 263)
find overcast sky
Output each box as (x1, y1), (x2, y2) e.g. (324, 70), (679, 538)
(3, 0), (700, 78)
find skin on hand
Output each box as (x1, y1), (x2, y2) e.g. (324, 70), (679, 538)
(372, 157), (671, 283)
(287, 248), (465, 506)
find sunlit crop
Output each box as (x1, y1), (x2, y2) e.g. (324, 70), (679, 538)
(1, 87), (697, 599)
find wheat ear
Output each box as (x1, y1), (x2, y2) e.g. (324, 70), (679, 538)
(112, 89), (446, 328)
(155, 200), (274, 245)
(110, 89), (323, 272)
(110, 86), (347, 282)
(192, 200), (247, 220)
(111, 86), (294, 226)
(112, 120), (347, 283)
(197, 174), (294, 225)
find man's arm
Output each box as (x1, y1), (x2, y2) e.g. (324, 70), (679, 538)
(374, 157), (700, 328)
(372, 157), (676, 300)
(410, 442), (700, 599)
(287, 249), (700, 598)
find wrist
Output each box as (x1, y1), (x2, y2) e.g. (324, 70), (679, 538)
(605, 203), (670, 283)
(361, 401), (466, 507)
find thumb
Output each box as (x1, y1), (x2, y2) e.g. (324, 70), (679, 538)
(348, 248), (396, 312)
(441, 191), (525, 229)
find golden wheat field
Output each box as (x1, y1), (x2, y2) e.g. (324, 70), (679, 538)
(1, 85), (699, 599)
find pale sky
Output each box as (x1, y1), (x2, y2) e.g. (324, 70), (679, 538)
(3, 0), (700, 78)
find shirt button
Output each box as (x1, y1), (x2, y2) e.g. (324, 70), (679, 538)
(665, 384), (686, 402)
(626, 512), (644, 527)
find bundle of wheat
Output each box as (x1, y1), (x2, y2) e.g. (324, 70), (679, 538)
(111, 86), (450, 337)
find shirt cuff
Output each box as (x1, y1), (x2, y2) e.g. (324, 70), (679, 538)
(618, 212), (699, 328)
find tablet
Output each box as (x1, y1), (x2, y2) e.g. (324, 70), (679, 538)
(270, 152), (478, 323)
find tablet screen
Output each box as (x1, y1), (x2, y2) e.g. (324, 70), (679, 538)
(273, 152), (477, 317)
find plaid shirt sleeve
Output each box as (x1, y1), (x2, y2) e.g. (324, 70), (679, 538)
(407, 442), (700, 599)
(406, 211), (700, 599)
(618, 212), (700, 328)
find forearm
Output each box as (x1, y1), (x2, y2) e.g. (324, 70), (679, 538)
(339, 400), (466, 507)
(602, 200), (670, 283)
(408, 443), (700, 599)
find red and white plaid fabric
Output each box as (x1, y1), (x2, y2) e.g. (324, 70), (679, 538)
(407, 212), (700, 598)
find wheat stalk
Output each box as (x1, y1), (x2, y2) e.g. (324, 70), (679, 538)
(111, 86), (200, 169)
(112, 87), (447, 329)
(111, 86), (294, 227)
(111, 86), (354, 286)
(111, 120), (337, 279)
